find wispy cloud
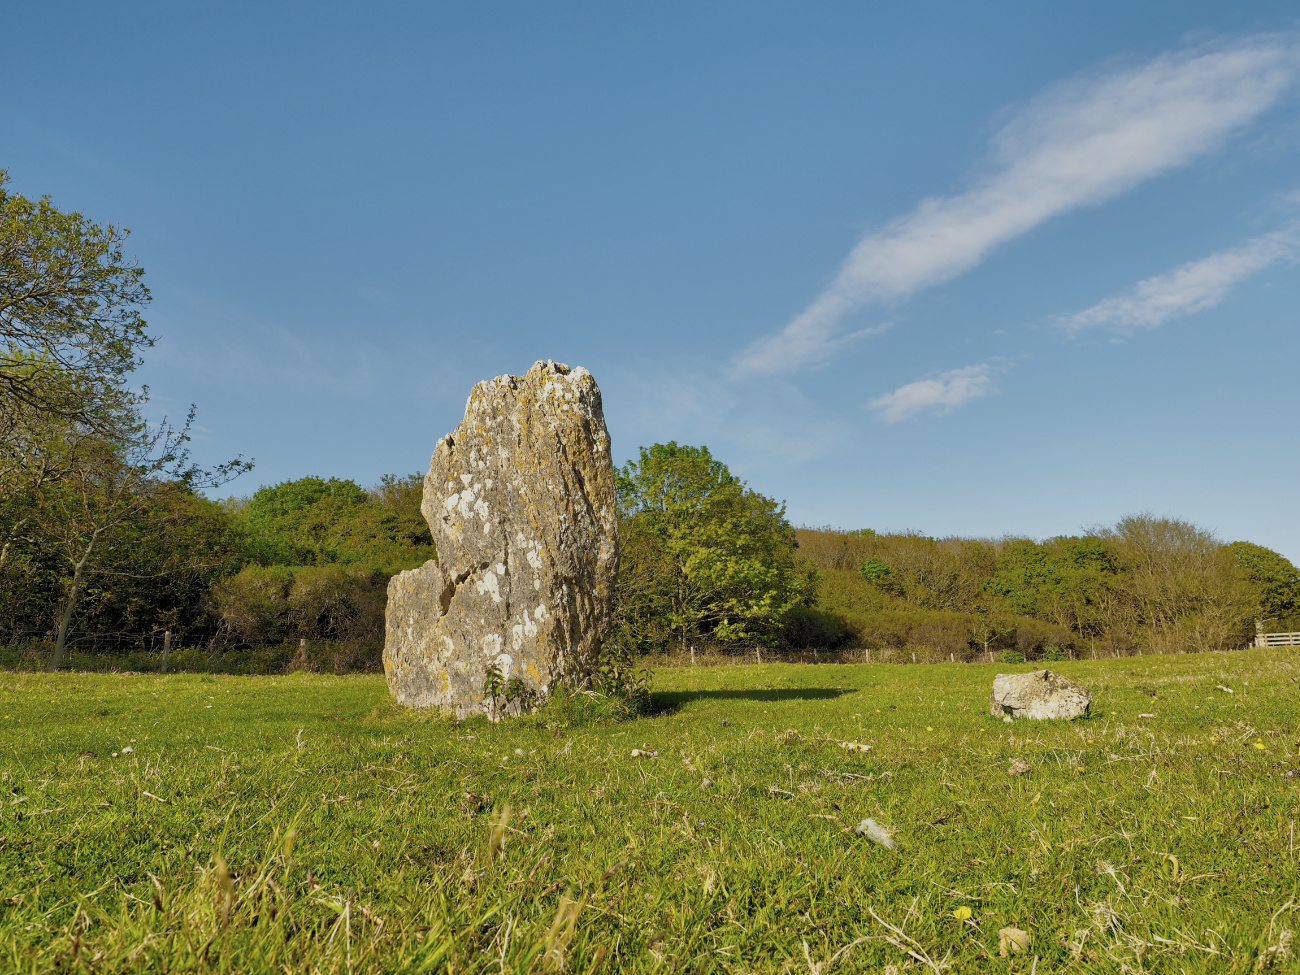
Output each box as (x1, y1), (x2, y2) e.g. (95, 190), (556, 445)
(867, 362), (1000, 423)
(1061, 222), (1300, 332)
(732, 35), (1299, 377)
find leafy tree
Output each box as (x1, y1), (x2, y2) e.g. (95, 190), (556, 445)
(857, 557), (892, 581)
(983, 537), (1117, 637)
(1224, 541), (1300, 625)
(1, 171), (150, 490)
(230, 474), (434, 572)
(613, 442), (808, 652)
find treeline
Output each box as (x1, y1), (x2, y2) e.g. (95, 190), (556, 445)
(5, 171), (1298, 672)
(0, 469), (436, 667)
(796, 519), (1300, 660)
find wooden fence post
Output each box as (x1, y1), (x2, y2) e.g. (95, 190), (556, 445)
(161, 630), (171, 673)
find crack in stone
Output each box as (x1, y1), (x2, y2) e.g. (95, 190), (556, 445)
(439, 563), (488, 616)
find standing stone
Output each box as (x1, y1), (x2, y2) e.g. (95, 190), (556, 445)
(384, 360), (619, 717)
(990, 670), (1092, 720)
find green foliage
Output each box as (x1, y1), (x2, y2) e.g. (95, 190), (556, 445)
(996, 650), (1026, 664)
(246, 475), (368, 521)
(231, 474), (434, 574)
(591, 640), (652, 712)
(1041, 645), (1067, 661)
(0, 170), (150, 433)
(982, 536), (1115, 634)
(484, 663), (506, 709)
(1225, 540), (1300, 624)
(613, 443), (808, 652)
(211, 563), (387, 644)
(781, 606), (854, 649)
(800, 515), (1273, 658)
(857, 556), (892, 581)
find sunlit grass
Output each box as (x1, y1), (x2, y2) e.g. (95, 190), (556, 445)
(2, 651), (1298, 972)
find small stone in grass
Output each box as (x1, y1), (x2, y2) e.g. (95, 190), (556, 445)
(514, 748), (525, 757)
(121, 747), (134, 755)
(630, 748), (659, 759)
(999, 927), (1030, 956)
(698, 778), (714, 791)
(855, 818), (897, 850)
(1008, 759), (1031, 776)
(721, 718), (728, 727)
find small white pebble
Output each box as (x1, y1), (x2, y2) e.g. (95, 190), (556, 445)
(1003, 716), (1013, 723)
(514, 748), (525, 757)
(856, 817), (898, 850)
(121, 747), (134, 754)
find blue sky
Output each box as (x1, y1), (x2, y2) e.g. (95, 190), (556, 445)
(4, 2), (1300, 559)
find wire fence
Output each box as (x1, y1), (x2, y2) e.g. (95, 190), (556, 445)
(1, 632), (384, 675)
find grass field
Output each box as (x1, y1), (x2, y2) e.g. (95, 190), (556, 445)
(3, 652), (1298, 973)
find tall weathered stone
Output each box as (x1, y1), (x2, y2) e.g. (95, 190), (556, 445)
(384, 360), (618, 717)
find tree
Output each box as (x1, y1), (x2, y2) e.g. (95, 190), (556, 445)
(0, 170), (149, 428)
(1225, 541), (1300, 626)
(40, 410), (249, 670)
(1090, 514), (1254, 653)
(1, 171), (156, 598)
(613, 442), (808, 652)
(229, 473), (435, 572)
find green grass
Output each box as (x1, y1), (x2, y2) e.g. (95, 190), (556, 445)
(2, 652), (1298, 973)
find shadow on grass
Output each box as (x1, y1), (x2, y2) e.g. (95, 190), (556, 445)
(649, 687), (853, 715)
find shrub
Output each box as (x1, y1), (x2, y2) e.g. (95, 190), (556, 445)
(210, 565), (296, 643)
(997, 650), (1026, 664)
(211, 564), (386, 644)
(1041, 645), (1067, 661)
(782, 607), (855, 649)
(287, 565), (386, 642)
(857, 557), (893, 581)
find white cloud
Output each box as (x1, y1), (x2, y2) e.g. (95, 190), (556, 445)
(867, 362), (999, 423)
(732, 35), (1299, 377)
(1061, 222), (1300, 331)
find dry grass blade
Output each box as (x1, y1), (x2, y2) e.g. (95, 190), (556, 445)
(868, 904), (949, 973)
(540, 892), (583, 971)
(212, 857), (235, 930)
(488, 803), (513, 861)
